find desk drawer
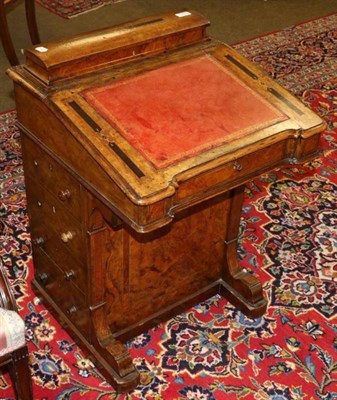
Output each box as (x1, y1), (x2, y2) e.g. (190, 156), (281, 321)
(33, 247), (91, 338)
(25, 175), (85, 264)
(31, 222), (87, 294)
(177, 141), (287, 202)
(21, 135), (82, 222)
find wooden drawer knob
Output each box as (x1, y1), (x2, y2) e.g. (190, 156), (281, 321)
(67, 305), (77, 314)
(233, 160), (243, 171)
(58, 189), (71, 201)
(37, 272), (48, 283)
(64, 270), (75, 280)
(61, 231), (74, 243)
(33, 297), (43, 305)
(33, 236), (45, 246)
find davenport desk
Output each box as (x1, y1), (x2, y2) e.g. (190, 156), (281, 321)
(8, 11), (325, 392)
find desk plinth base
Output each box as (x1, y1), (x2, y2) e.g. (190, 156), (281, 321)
(32, 185), (267, 393)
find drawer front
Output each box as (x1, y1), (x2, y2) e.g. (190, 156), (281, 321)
(21, 135), (82, 222)
(31, 221), (87, 294)
(33, 247), (91, 338)
(177, 141), (287, 202)
(25, 175), (85, 265)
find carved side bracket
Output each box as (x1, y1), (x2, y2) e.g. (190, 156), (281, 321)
(221, 185), (267, 318)
(87, 204), (139, 392)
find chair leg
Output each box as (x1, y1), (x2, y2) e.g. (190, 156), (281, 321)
(25, 0), (40, 45)
(8, 346), (33, 400)
(0, 0), (19, 66)
(0, 0), (40, 66)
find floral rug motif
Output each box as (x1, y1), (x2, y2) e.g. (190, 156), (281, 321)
(1, 12), (337, 400)
(35, 0), (119, 19)
(234, 12), (337, 95)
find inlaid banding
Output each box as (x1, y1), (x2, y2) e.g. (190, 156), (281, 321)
(69, 101), (102, 132)
(225, 55), (258, 80)
(109, 142), (145, 178)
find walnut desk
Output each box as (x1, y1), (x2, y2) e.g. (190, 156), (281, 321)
(8, 11), (325, 392)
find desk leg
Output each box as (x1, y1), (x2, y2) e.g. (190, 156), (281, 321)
(221, 185), (267, 318)
(87, 207), (139, 392)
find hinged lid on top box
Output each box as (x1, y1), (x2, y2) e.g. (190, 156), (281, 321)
(23, 10), (210, 84)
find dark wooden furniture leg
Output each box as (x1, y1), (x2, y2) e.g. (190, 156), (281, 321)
(221, 185), (268, 318)
(25, 0), (40, 44)
(8, 346), (33, 400)
(0, 0), (40, 66)
(0, 0), (19, 65)
(0, 265), (33, 400)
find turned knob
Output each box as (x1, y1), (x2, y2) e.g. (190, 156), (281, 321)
(233, 160), (243, 171)
(33, 297), (43, 305)
(67, 305), (77, 314)
(33, 237), (45, 246)
(58, 189), (71, 201)
(37, 272), (48, 283)
(61, 231), (74, 243)
(64, 270), (75, 280)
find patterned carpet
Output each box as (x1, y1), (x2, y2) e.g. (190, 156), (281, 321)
(35, 0), (117, 18)
(1, 12), (337, 400)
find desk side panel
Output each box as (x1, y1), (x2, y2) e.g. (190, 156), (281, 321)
(103, 194), (231, 339)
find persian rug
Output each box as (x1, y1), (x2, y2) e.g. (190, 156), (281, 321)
(35, 0), (120, 19)
(1, 11), (337, 400)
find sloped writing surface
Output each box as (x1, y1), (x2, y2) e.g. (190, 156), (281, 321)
(82, 55), (288, 169)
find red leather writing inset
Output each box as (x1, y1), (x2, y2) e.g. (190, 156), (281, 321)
(83, 55), (287, 169)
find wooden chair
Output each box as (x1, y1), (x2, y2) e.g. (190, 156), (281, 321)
(0, 264), (33, 400)
(0, 0), (40, 66)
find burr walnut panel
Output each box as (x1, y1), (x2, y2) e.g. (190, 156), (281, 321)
(104, 194), (229, 337)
